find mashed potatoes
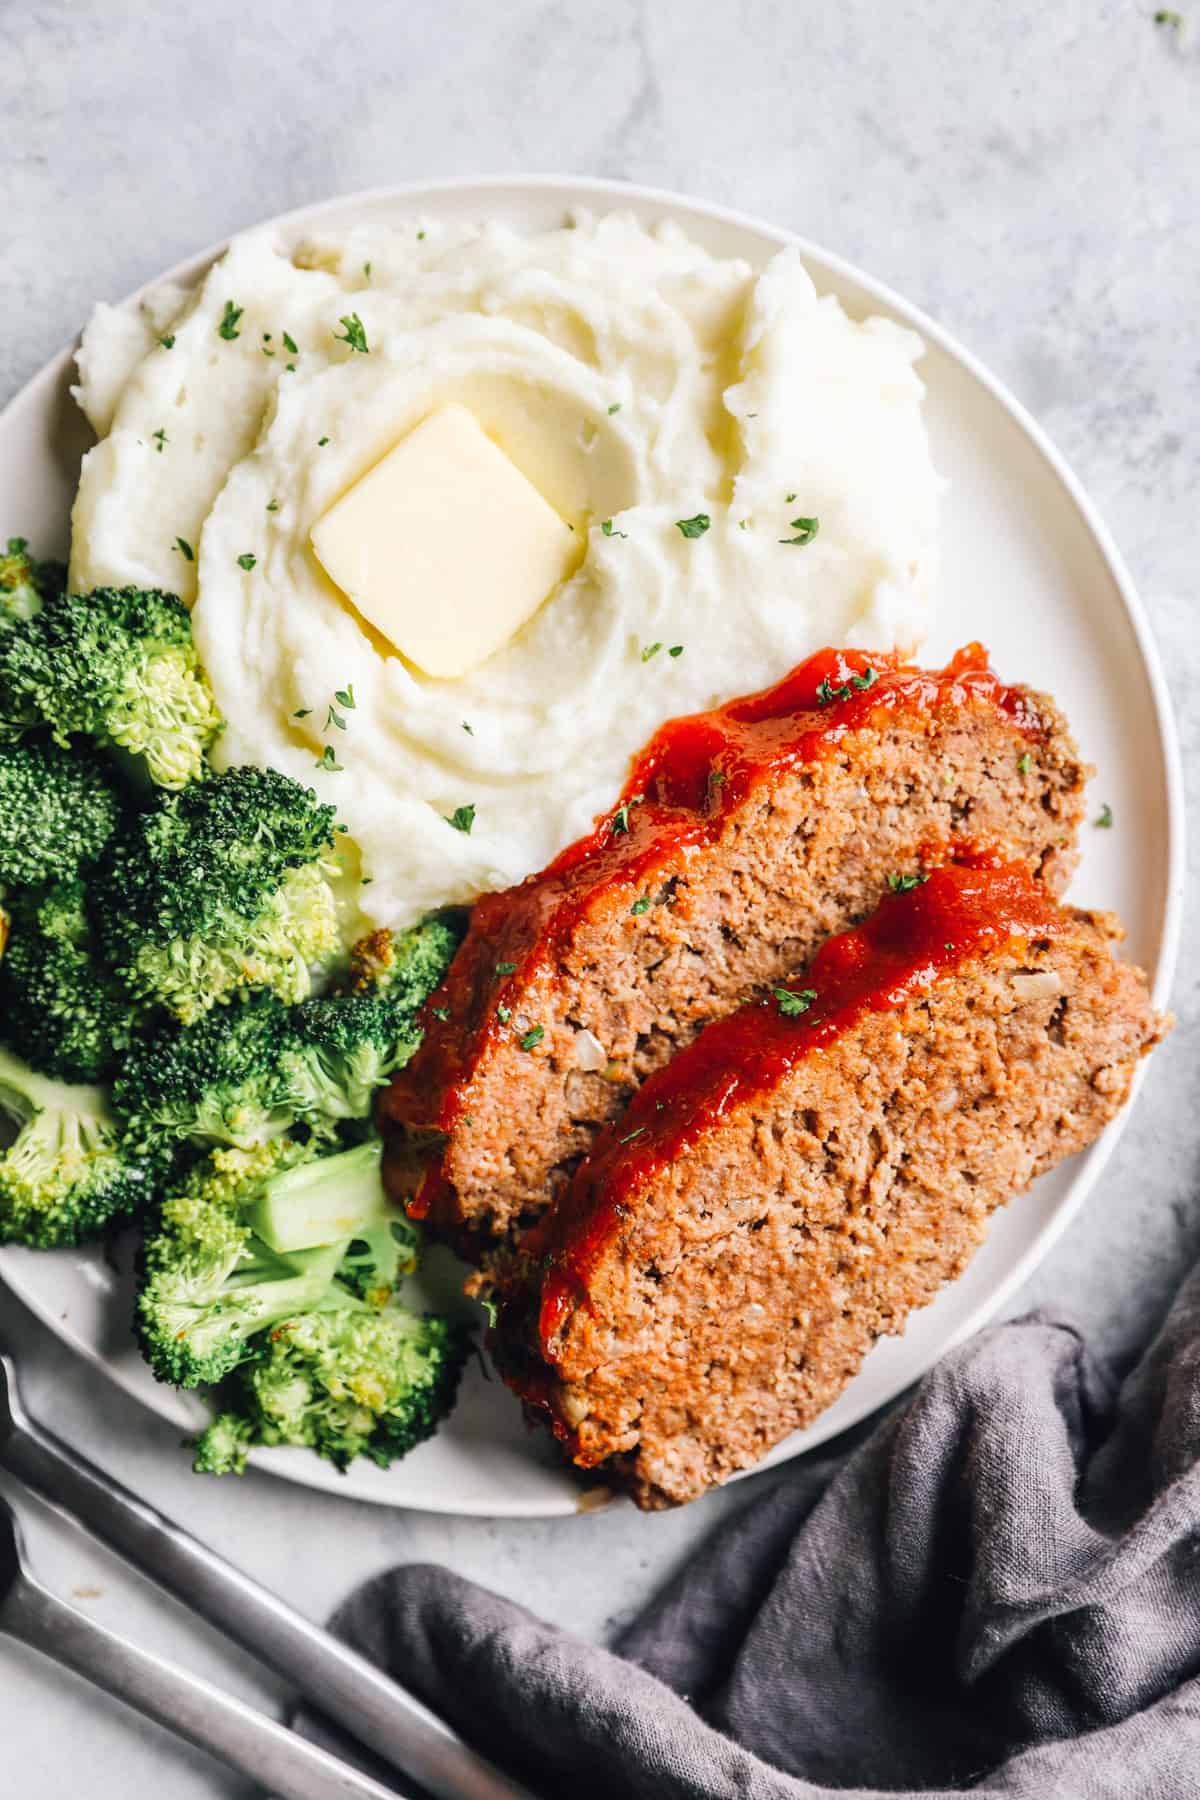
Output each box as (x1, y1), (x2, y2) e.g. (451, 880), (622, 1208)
(71, 213), (939, 937)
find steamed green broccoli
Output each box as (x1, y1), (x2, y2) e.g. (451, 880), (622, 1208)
(112, 905), (463, 1162)
(96, 766), (340, 1022)
(0, 1045), (151, 1246)
(0, 883), (142, 1084)
(112, 993), (300, 1160)
(278, 993), (422, 1125)
(337, 1209), (420, 1306)
(0, 585), (222, 787)
(135, 1138), (397, 1387)
(0, 740), (122, 889)
(286, 911), (463, 1118)
(192, 1307), (467, 1475)
(338, 912), (465, 1008)
(0, 538), (65, 630)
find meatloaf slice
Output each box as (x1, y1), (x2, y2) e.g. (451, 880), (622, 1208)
(380, 645), (1089, 1254)
(490, 859), (1165, 1509)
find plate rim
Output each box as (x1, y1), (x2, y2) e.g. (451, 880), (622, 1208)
(0, 173), (1184, 1516)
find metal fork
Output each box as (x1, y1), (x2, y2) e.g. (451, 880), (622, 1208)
(0, 1493), (412, 1797)
(0, 1355), (536, 1799)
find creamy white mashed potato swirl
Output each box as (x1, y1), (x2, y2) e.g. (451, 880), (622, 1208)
(72, 213), (939, 937)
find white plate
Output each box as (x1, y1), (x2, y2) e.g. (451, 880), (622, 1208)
(0, 178), (1184, 1516)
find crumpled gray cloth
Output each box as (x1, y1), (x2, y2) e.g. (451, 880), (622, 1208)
(294, 1266), (1200, 1797)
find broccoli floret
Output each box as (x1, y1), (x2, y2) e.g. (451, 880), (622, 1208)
(191, 1409), (254, 1476)
(337, 1212), (420, 1307)
(339, 913), (465, 1008)
(0, 888), (142, 1084)
(96, 766), (340, 1022)
(193, 1308), (467, 1475)
(0, 1045), (151, 1246)
(0, 538), (65, 631)
(135, 1138), (396, 1388)
(112, 993), (299, 1160)
(0, 585), (222, 788)
(0, 740), (122, 889)
(113, 906), (463, 1160)
(277, 912), (464, 1125)
(290, 912), (462, 1118)
(279, 994), (422, 1124)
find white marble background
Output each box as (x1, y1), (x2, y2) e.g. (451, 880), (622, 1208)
(1, 1), (1197, 1792)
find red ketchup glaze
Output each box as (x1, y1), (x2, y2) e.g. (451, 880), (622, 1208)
(379, 643), (1043, 1221)
(532, 854), (1070, 1363)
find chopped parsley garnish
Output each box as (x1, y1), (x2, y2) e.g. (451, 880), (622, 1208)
(317, 436), (330, 447)
(708, 769), (727, 791)
(1154, 8), (1184, 25)
(608, 402), (622, 414)
(497, 1003), (511, 1024)
(495, 961), (517, 976)
(676, 513), (711, 539)
(361, 877), (373, 886)
(601, 519), (627, 538)
(217, 301), (244, 341)
(417, 229), (426, 240)
(779, 516), (819, 546)
(462, 720), (474, 734)
(152, 428), (167, 452)
(668, 645), (684, 658)
(335, 685), (356, 710)
(363, 262), (372, 280)
(173, 537), (194, 561)
(519, 1025), (544, 1052)
(282, 331), (299, 355)
(463, 1114), (474, 1127)
(816, 666), (877, 706)
(1094, 803), (1113, 828)
(158, 334), (175, 350)
(774, 987), (817, 1017)
(432, 1006), (450, 1022)
(619, 1126), (646, 1145)
(888, 872), (928, 892)
(641, 642), (663, 662)
(315, 745), (343, 773)
(630, 894), (651, 915)
(293, 707), (311, 719)
(445, 804), (476, 834)
(237, 552), (256, 571)
(326, 704), (347, 732)
(1017, 751), (1031, 775)
(334, 312), (370, 354)
(266, 498), (280, 512)
(785, 491), (796, 503)
(611, 793), (645, 837)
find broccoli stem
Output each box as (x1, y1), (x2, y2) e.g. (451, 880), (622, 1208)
(244, 1140), (388, 1255)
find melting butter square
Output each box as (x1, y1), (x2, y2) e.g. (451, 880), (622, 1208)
(310, 402), (576, 679)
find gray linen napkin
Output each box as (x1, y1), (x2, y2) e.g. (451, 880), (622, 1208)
(293, 1266), (1200, 1797)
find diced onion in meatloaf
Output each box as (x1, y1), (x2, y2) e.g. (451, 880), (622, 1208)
(489, 859), (1165, 1509)
(380, 645), (1090, 1254)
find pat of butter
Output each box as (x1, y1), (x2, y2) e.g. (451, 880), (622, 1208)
(310, 403), (577, 680)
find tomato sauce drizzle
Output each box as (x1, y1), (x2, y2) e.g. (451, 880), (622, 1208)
(379, 643), (1043, 1222)
(533, 854), (1069, 1359)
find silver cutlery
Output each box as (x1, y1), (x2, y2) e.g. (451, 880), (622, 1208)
(0, 1354), (536, 1800)
(0, 1496), (407, 1798)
